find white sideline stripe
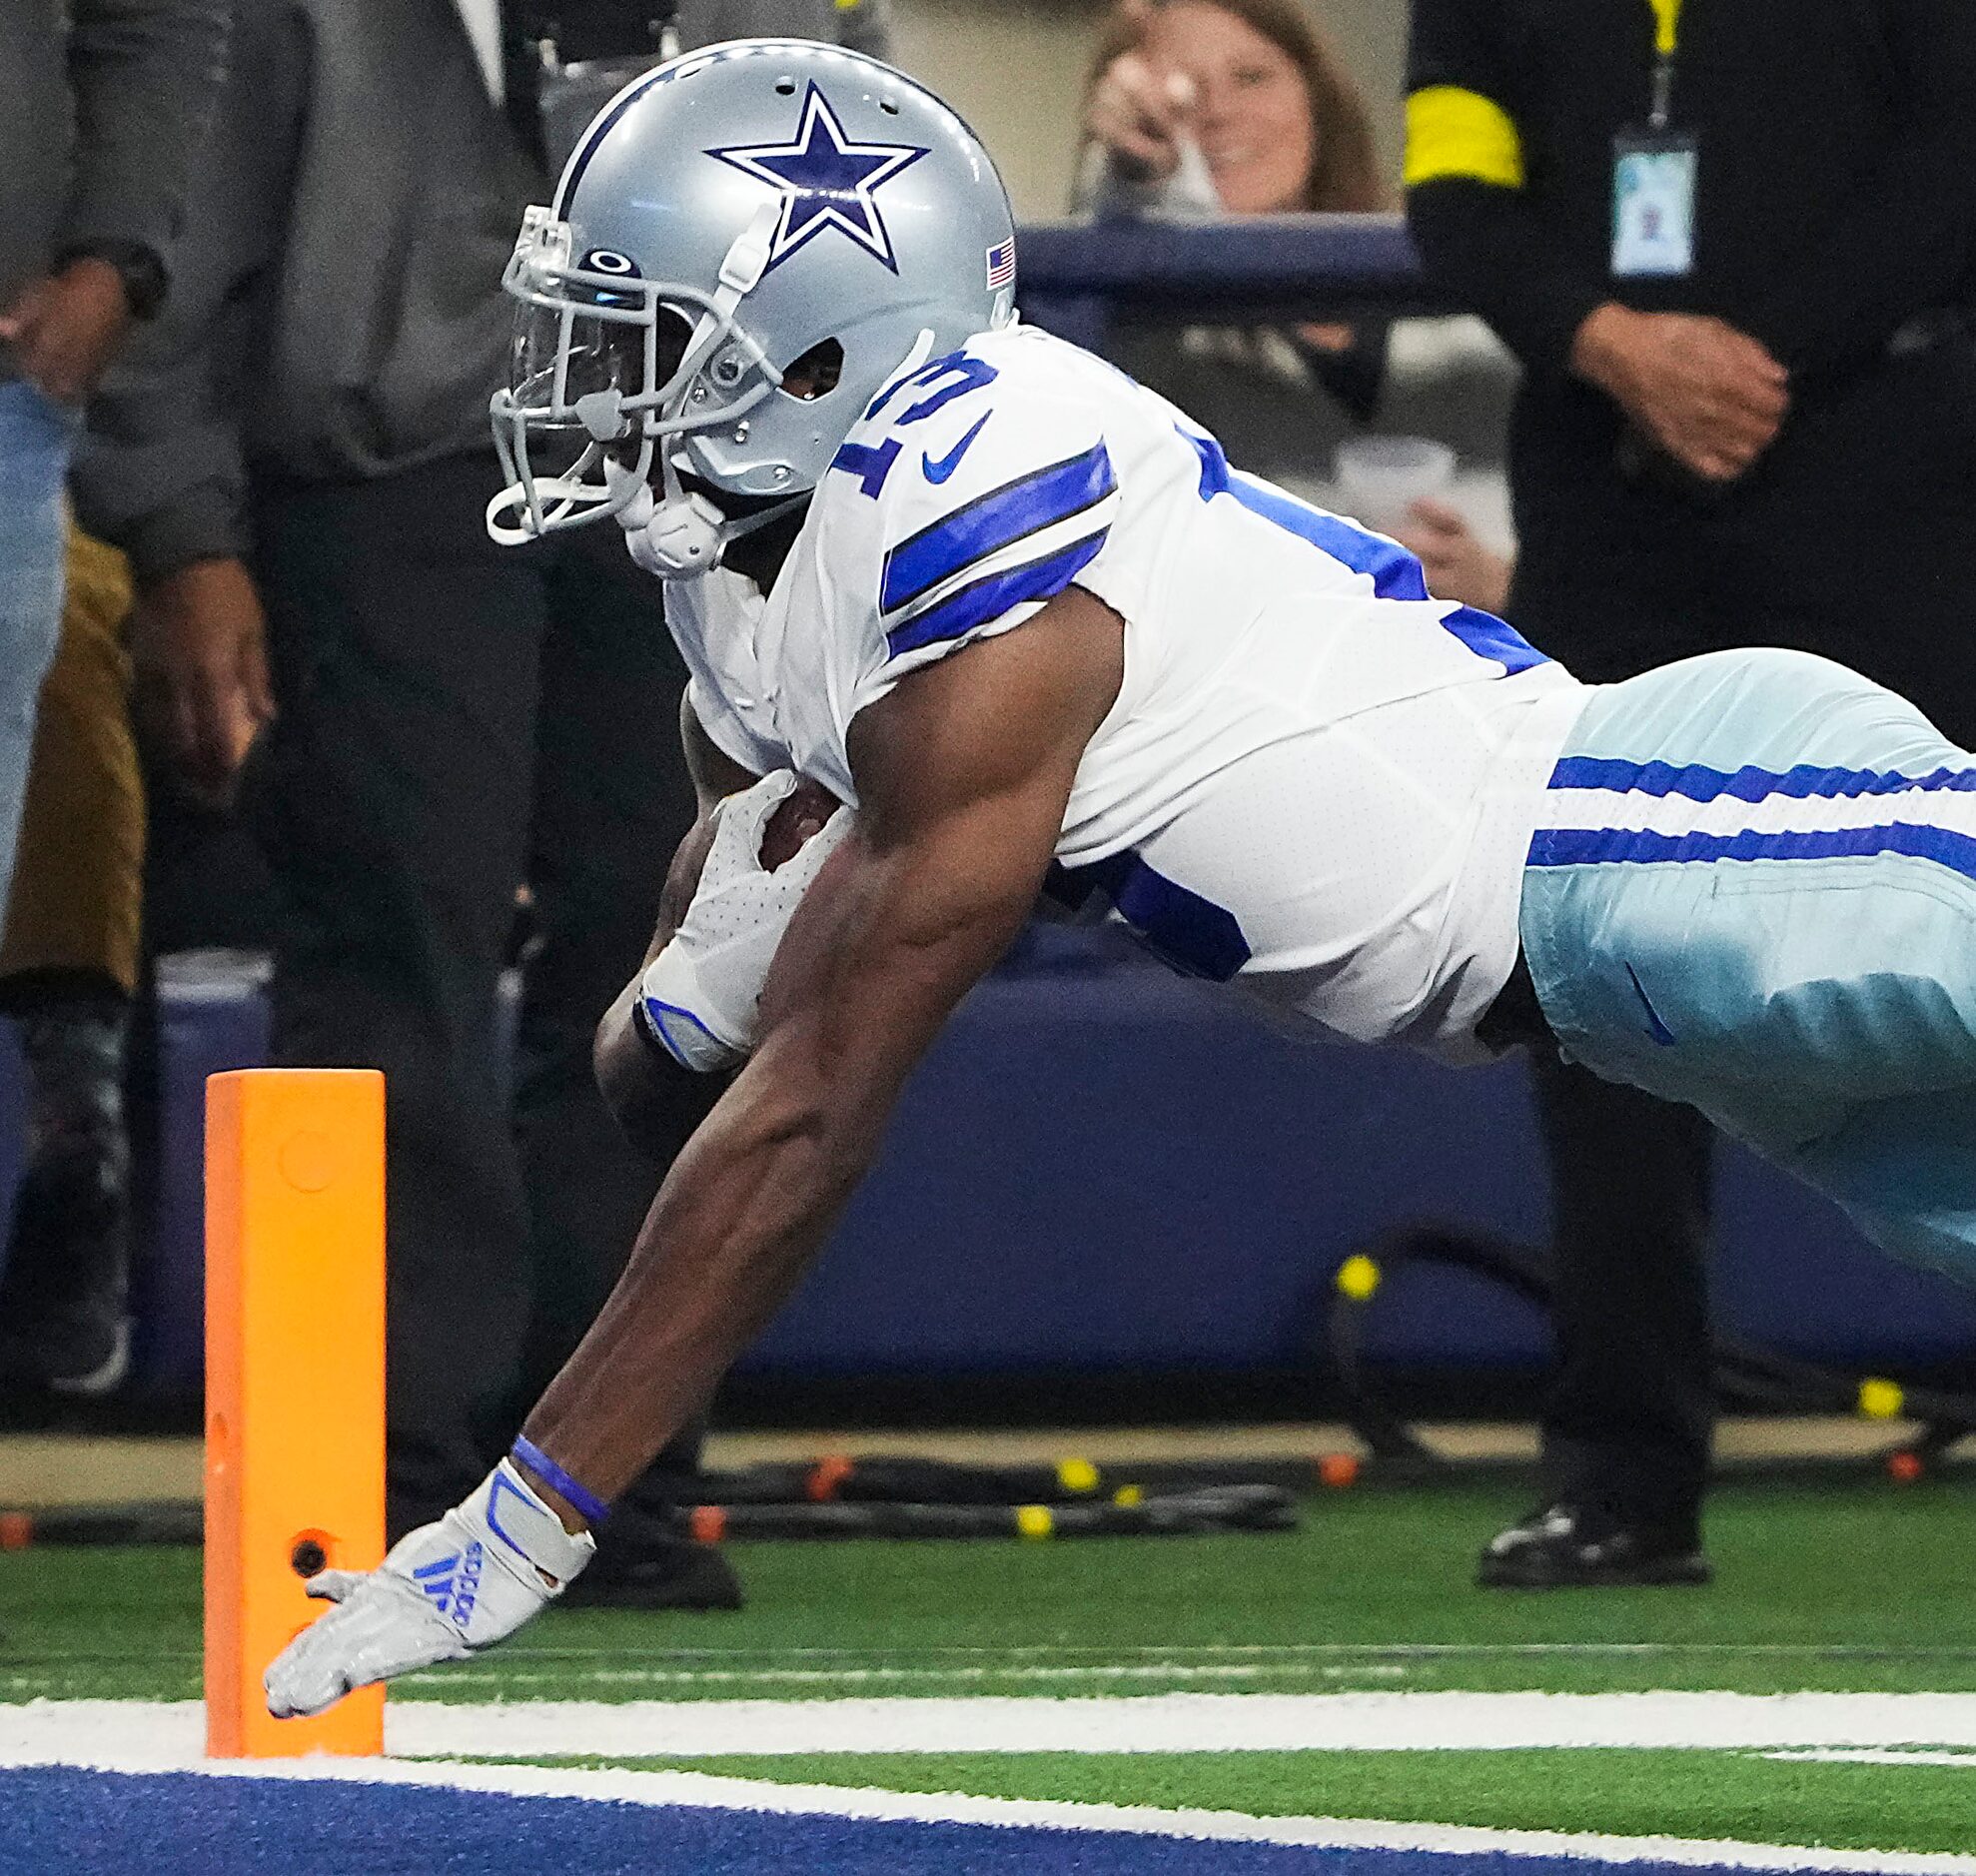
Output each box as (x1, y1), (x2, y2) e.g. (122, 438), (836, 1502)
(1765, 1749), (1976, 1769)
(472, 1641), (1976, 1662)
(16, 1692), (1976, 1760)
(397, 1690), (1976, 1755)
(6, 1727), (1976, 1875)
(443, 1662), (1411, 1686)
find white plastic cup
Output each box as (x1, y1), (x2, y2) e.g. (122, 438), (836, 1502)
(1332, 436), (1458, 535)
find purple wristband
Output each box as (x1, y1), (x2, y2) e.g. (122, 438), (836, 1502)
(509, 1436), (611, 1526)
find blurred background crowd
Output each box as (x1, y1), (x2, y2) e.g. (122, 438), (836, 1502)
(4, 0), (1970, 1602)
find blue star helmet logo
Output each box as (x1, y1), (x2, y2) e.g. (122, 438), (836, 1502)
(707, 82), (929, 276)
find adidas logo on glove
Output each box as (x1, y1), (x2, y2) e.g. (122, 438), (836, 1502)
(412, 1540), (486, 1629)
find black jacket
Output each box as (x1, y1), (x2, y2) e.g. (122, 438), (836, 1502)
(73, 0), (891, 584)
(0, 0), (229, 350)
(1405, 0), (1976, 385)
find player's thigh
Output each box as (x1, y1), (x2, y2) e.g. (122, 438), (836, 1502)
(1569, 644), (1964, 780)
(1525, 646), (1976, 1112)
(1531, 848), (1976, 1248)
(1695, 851), (1976, 1103)
(1781, 1083), (1976, 1287)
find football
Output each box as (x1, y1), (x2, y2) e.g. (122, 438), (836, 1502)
(760, 775), (844, 871)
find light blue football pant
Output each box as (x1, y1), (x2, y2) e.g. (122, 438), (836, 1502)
(1519, 647), (1976, 1284)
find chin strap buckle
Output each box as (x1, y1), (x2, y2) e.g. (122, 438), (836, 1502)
(718, 201), (778, 297)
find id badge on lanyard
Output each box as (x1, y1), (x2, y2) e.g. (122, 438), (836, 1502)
(1611, 0), (1697, 278)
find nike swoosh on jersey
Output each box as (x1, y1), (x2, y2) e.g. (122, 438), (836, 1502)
(921, 413), (991, 484)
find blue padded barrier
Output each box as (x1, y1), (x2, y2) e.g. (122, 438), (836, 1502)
(1015, 212), (1446, 351)
(139, 955), (274, 1399)
(741, 954), (1976, 1377)
(3, 943), (1971, 1406)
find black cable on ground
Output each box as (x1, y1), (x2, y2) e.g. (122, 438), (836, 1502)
(1316, 1223), (1976, 1479)
(0, 1480), (1300, 1548)
(683, 1482), (1298, 1543)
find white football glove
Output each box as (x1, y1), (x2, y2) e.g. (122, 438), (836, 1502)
(264, 1457), (594, 1718)
(638, 768), (853, 1072)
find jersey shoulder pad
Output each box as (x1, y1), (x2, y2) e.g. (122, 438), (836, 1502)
(821, 338), (1122, 672)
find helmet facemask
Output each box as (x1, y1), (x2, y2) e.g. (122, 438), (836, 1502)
(488, 203), (801, 559)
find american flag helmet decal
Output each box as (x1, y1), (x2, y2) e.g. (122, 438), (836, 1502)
(986, 238), (1016, 289)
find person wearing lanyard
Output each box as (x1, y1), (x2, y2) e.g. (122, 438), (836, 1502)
(1402, 0), (1976, 1585)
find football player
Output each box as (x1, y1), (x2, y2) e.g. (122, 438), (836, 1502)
(266, 40), (1976, 1714)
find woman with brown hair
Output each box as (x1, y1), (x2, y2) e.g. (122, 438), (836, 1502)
(1078, 0), (1390, 427)
(1081, 0), (1388, 218)
(1076, 0), (1512, 611)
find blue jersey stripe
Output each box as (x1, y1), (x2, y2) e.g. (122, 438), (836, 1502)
(1550, 755), (1976, 803)
(1528, 821), (1976, 882)
(1046, 852), (1252, 981)
(1181, 429), (1546, 672)
(1109, 856), (1252, 980)
(880, 443), (1116, 616)
(1187, 430), (1428, 601)
(1441, 604), (1547, 676)
(885, 529), (1108, 658)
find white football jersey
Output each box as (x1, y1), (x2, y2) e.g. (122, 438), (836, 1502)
(668, 324), (1588, 1060)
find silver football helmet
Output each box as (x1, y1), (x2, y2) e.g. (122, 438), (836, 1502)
(488, 39), (1019, 575)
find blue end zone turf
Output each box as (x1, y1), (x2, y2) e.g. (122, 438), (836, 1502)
(0, 1768), (1823, 1876)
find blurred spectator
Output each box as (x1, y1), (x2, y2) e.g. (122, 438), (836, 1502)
(1078, 0), (1390, 444)
(0, 524), (144, 1398)
(1077, 0), (1510, 610)
(1395, 494), (1509, 616)
(1407, 0), (1976, 1585)
(75, 0), (888, 1595)
(0, 0), (226, 919)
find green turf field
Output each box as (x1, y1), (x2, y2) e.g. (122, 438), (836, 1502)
(8, 1475), (1973, 1702)
(6, 1473), (1974, 1854)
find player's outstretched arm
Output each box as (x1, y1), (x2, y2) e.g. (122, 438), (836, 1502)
(263, 587), (1123, 1715)
(519, 584), (1125, 1517)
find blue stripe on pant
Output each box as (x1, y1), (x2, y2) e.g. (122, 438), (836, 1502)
(1519, 648), (1976, 1282)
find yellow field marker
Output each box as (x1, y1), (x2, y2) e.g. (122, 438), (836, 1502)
(1055, 1457), (1100, 1494)
(205, 1069), (386, 1758)
(1336, 1255), (1381, 1302)
(1857, 1377), (1905, 1420)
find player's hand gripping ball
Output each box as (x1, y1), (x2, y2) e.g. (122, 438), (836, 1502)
(636, 771), (853, 1071)
(760, 774), (844, 870)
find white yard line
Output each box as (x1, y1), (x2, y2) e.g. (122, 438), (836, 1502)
(1764, 1749), (1976, 1768)
(393, 1690), (1976, 1756)
(4, 1730), (1976, 1874)
(476, 1640), (1976, 1662)
(15, 1691), (1976, 1762)
(442, 1662), (1411, 1687)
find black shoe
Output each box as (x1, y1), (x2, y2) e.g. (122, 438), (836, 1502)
(1477, 1501), (1712, 1588)
(0, 1128), (131, 1398)
(558, 1503), (745, 1611)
